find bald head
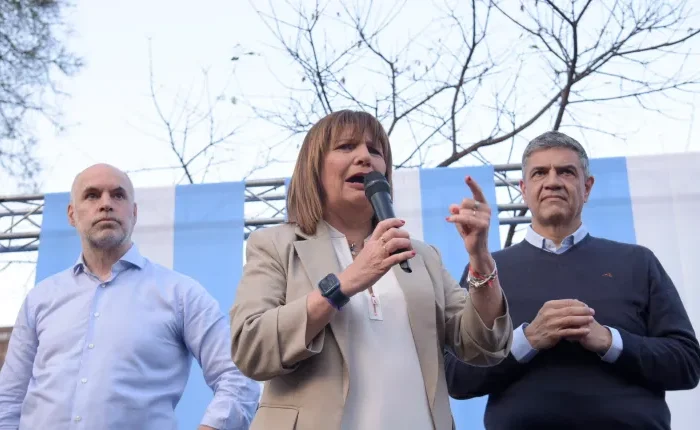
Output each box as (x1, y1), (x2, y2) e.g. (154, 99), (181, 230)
(70, 164), (135, 204)
(68, 163), (137, 251)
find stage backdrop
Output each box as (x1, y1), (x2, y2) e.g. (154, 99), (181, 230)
(34, 153), (699, 429)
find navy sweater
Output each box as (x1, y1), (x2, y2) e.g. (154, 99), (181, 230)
(445, 235), (700, 430)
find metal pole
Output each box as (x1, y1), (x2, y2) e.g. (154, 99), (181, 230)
(0, 164), (529, 254)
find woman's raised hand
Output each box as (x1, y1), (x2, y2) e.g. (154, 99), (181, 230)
(446, 175), (493, 269)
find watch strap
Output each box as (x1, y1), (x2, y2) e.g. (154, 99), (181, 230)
(319, 274), (350, 310)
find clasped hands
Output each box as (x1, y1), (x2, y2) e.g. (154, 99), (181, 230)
(524, 299), (612, 354)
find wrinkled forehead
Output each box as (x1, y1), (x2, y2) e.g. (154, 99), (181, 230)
(525, 147), (584, 172)
(72, 169), (134, 199)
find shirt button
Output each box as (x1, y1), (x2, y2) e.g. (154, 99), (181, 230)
(93, 312), (100, 317)
(74, 416), (82, 422)
(88, 343), (94, 349)
(81, 378), (87, 384)
(101, 284), (107, 288)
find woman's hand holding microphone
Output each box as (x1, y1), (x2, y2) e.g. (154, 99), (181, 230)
(338, 218), (416, 297)
(339, 175), (494, 299)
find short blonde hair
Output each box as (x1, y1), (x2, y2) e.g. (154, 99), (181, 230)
(286, 110), (393, 235)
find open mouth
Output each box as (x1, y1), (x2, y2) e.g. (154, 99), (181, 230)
(345, 174), (367, 185)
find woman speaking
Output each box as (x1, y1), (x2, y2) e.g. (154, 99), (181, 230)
(229, 110), (512, 430)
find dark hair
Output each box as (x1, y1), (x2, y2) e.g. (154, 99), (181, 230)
(522, 131), (590, 177)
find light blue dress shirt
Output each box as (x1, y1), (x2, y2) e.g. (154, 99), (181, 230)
(510, 224), (624, 364)
(0, 244), (260, 430)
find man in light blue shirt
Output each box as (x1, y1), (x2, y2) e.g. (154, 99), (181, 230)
(0, 163), (260, 430)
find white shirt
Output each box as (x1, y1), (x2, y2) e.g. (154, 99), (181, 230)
(325, 224), (434, 430)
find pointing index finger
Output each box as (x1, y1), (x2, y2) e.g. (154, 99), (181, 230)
(466, 175), (486, 203)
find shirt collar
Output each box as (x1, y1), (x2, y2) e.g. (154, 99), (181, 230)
(524, 223), (588, 252)
(323, 220), (371, 242)
(72, 243), (146, 275)
(324, 221), (346, 239)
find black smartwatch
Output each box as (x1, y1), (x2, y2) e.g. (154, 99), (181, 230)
(318, 273), (350, 310)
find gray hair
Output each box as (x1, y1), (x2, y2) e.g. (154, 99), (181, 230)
(521, 131), (590, 178)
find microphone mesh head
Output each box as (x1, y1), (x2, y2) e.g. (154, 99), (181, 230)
(363, 171), (390, 198)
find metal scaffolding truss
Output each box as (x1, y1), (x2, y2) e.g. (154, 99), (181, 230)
(0, 194), (43, 254)
(0, 164), (530, 255)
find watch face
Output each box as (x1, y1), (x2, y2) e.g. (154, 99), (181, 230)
(319, 274), (339, 295)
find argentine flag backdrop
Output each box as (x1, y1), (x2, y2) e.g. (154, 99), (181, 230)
(34, 152), (699, 429)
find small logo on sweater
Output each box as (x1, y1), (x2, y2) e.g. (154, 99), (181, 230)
(602, 272), (613, 278)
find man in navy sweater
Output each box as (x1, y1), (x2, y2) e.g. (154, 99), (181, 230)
(445, 131), (700, 429)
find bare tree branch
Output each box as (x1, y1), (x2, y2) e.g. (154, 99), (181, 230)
(251, 0), (506, 168)
(139, 41), (256, 184)
(437, 91), (563, 166)
(0, 0), (83, 191)
(500, 0), (700, 246)
(247, 0), (699, 247)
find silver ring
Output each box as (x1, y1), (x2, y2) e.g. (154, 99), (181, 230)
(474, 201), (481, 211)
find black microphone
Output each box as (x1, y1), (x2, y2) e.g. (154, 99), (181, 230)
(363, 171), (412, 273)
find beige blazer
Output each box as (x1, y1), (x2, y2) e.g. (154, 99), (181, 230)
(229, 221), (513, 430)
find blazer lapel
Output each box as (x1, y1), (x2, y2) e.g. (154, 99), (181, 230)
(292, 223), (351, 401)
(393, 254), (439, 414)
(292, 222), (439, 414)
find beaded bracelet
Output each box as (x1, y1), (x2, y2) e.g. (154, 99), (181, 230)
(467, 260), (498, 289)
